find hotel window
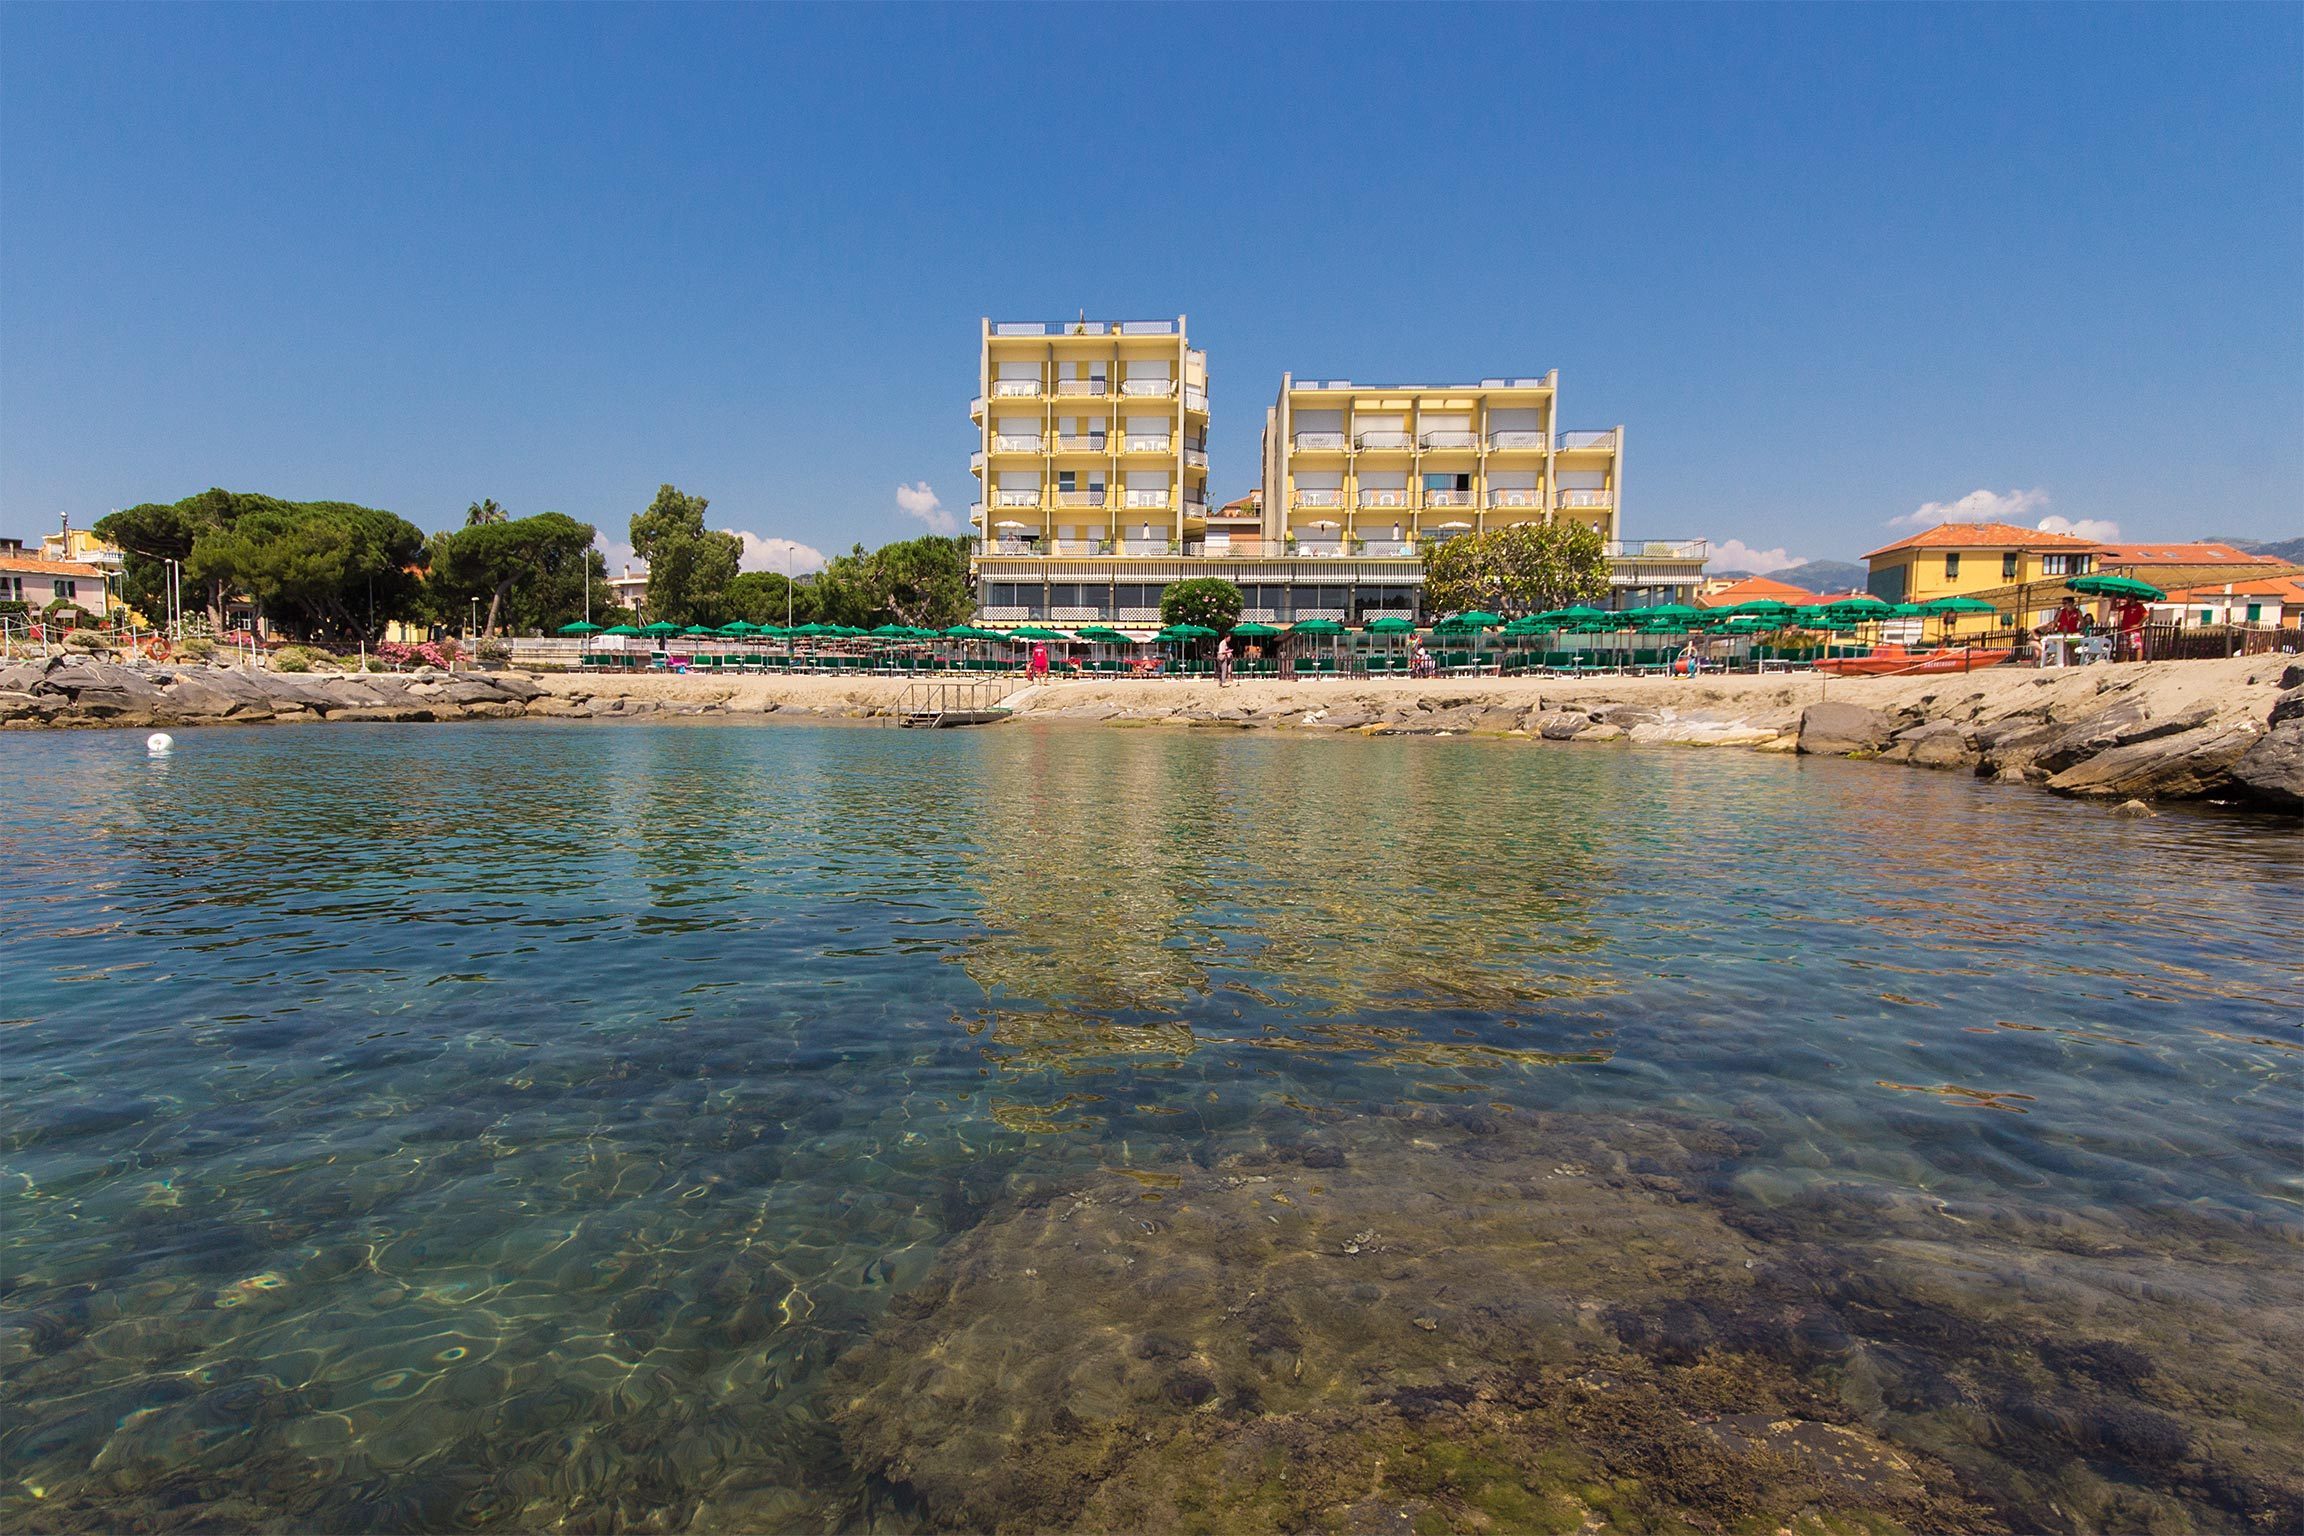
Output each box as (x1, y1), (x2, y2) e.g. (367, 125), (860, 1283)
(2002, 553), (2019, 580)
(1944, 553), (1960, 580)
(2042, 554), (2078, 576)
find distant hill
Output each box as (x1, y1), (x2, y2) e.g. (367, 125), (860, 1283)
(1763, 559), (1867, 595)
(2209, 535), (2304, 565)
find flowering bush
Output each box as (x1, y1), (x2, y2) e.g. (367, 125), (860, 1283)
(376, 639), (460, 671)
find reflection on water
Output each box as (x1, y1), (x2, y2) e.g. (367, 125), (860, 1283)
(2, 722), (2299, 1533)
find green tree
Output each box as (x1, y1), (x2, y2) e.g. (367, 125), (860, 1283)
(629, 485), (741, 625)
(159, 493), (425, 641)
(428, 512), (599, 635)
(466, 498), (508, 527)
(811, 536), (974, 629)
(1160, 576), (1244, 632)
(1421, 522), (1609, 618)
(98, 488), (244, 627)
(725, 570), (818, 627)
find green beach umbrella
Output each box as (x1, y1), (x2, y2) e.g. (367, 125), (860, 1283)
(941, 623), (980, 638)
(557, 620), (603, 636)
(1075, 626), (1133, 642)
(640, 622), (681, 637)
(681, 624), (717, 636)
(1364, 615), (1416, 635)
(2067, 573), (2163, 601)
(1887, 603), (1927, 619)
(1728, 600), (1793, 618)
(600, 624), (641, 637)
(1920, 596), (1997, 615)
(1010, 625), (1073, 641)
(1451, 610), (1503, 628)
(716, 620), (757, 636)
(1643, 604), (1703, 621)
(1157, 623), (1217, 640)
(1288, 618), (1346, 636)
(1230, 621), (1283, 638)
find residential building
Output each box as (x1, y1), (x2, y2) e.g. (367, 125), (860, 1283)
(606, 567), (649, 620)
(2096, 541), (2295, 596)
(1863, 522), (2105, 638)
(1696, 574), (1820, 609)
(969, 324), (1705, 625)
(2151, 575), (2304, 629)
(0, 537), (113, 617)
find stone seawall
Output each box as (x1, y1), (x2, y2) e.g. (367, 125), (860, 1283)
(6, 653), (2299, 814)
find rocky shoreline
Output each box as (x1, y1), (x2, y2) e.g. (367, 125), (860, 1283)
(6, 652), (2300, 814)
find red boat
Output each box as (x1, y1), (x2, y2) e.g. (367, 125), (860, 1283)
(1813, 643), (2014, 677)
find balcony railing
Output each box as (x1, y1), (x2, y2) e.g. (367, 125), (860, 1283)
(1487, 431), (1547, 451)
(1183, 386), (1208, 412)
(1123, 435), (1172, 453)
(1054, 434), (1108, 452)
(1358, 540), (1416, 557)
(1121, 378), (1176, 397)
(1293, 431), (1347, 451)
(1604, 539), (1707, 560)
(1055, 378), (1108, 396)
(968, 501), (985, 522)
(992, 435), (1044, 453)
(985, 537), (1041, 554)
(968, 396), (984, 418)
(1118, 538), (1175, 555)
(1559, 429), (1618, 451)
(1054, 490), (1107, 508)
(1183, 499), (1209, 518)
(1184, 447), (1208, 469)
(1558, 489), (1614, 508)
(1488, 489), (1543, 509)
(991, 379), (1041, 397)
(1293, 489), (1346, 508)
(1358, 490), (1411, 508)
(1355, 431), (1412, 450)
(1122, 490), (1172, 509)
(1424, 489), (1475, 508)
(994, 490), (1042, 508)
(1419, 431), (1479, 450)
(969, 450), (985, 472)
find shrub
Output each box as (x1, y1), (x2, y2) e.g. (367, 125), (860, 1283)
(62, 629), (110, 652)
(272, 645), (317, 672)
(364, 658), (387, 673)
(376, 639), (460, 671)
(175, 635), (218, 660)
(476, 638), (512, 665)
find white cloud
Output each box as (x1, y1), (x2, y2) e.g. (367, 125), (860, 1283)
(595, 534), (640, 576)
(723, 530), (828, 575)
(1708, 539), (1802, 574)
(1889, 487), (2051, 529)
(2035, 514), (2122, 541)
(895, 480), (956, 534)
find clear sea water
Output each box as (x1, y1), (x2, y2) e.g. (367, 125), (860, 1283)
(2, 721), (2298, 1532)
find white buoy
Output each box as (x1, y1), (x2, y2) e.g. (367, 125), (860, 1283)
(147, 732), (174, 756)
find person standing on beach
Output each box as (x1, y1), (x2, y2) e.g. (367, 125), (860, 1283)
(1216, 634), (1233, 686)
(1028, 642), (1048, 682)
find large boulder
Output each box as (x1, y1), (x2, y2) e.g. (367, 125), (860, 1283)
(2282, 661), (2304, 691)
(2044, 720), (2262, 801)
(1796, 701), (1897, 756)
(2266, 687), (2304, 729)
(1536, 712), (1590, 741)
(2230, 720), (2304, 813)
(1881, 719), (1979, 771)
(50, 662), (168, 717)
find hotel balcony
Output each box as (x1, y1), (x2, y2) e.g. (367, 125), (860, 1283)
(1054, 434), (1108, 453)
(1358, 490), (1411, 509)
(1558, 430), (1618, 452)
(1053, 377), (1110, 398)
(1487, 490), (1543, 510)
(1357, 539), (1416, 556)
(969, 450), (985, 473)
(1487, 431), (1547, 452)
(1355, 430), (1413, 451)
(1054, 490), (1107, 509)
(1293, 489), (1346, 510)
(1559, 489), (1615, 509)
(1118, 537), (1179, 555)
(1184, 446), (1208, 469)
(968, 396), (984, 420)
(1423, 489), (1475, 509)
(1122, 435), (1172, 454)
(1121, 378), (1176, 398)
(993, 490), (1043, 509)
(1292, 431), (1348, 452)
(990, 379), (1042, 398)
(1121, 490), (1172, 510)
(991, 435), (1044, 454)
(1183, 498), (1210, 518)
(1183, 386), (1209, 413)
(968, 501), (985, 523)
(1419, 430), (1480, 451)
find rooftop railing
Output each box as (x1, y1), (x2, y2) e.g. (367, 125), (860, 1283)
(1559, 429), (1619, 451)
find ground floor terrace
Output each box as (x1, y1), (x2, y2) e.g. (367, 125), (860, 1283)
(973, 542), (1708, 625)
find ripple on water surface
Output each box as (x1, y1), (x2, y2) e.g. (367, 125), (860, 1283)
(1, 722), (2299, 1533)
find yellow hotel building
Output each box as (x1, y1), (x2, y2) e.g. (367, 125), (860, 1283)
(971, 317), (1704, 625)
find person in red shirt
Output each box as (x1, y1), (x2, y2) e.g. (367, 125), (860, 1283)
(2116, 596), (2148, 661)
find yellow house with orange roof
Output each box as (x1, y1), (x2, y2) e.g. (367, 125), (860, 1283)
(1863, 521), (2106, 639)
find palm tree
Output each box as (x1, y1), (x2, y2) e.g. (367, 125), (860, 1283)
(466, 498), (508, 527)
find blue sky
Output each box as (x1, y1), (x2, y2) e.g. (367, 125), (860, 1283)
(4, 4), (2298, 575)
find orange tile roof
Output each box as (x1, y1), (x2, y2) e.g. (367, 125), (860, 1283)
(2098, 542), (2277, 565)
(1696, 574), (1819, 609)
(0, 553), (108, 579)
(1863, 521), (2104, 560)
(2161, 576), (2304, 602)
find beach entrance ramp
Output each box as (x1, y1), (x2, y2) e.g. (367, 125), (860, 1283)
(894, 678), (1026, 728)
